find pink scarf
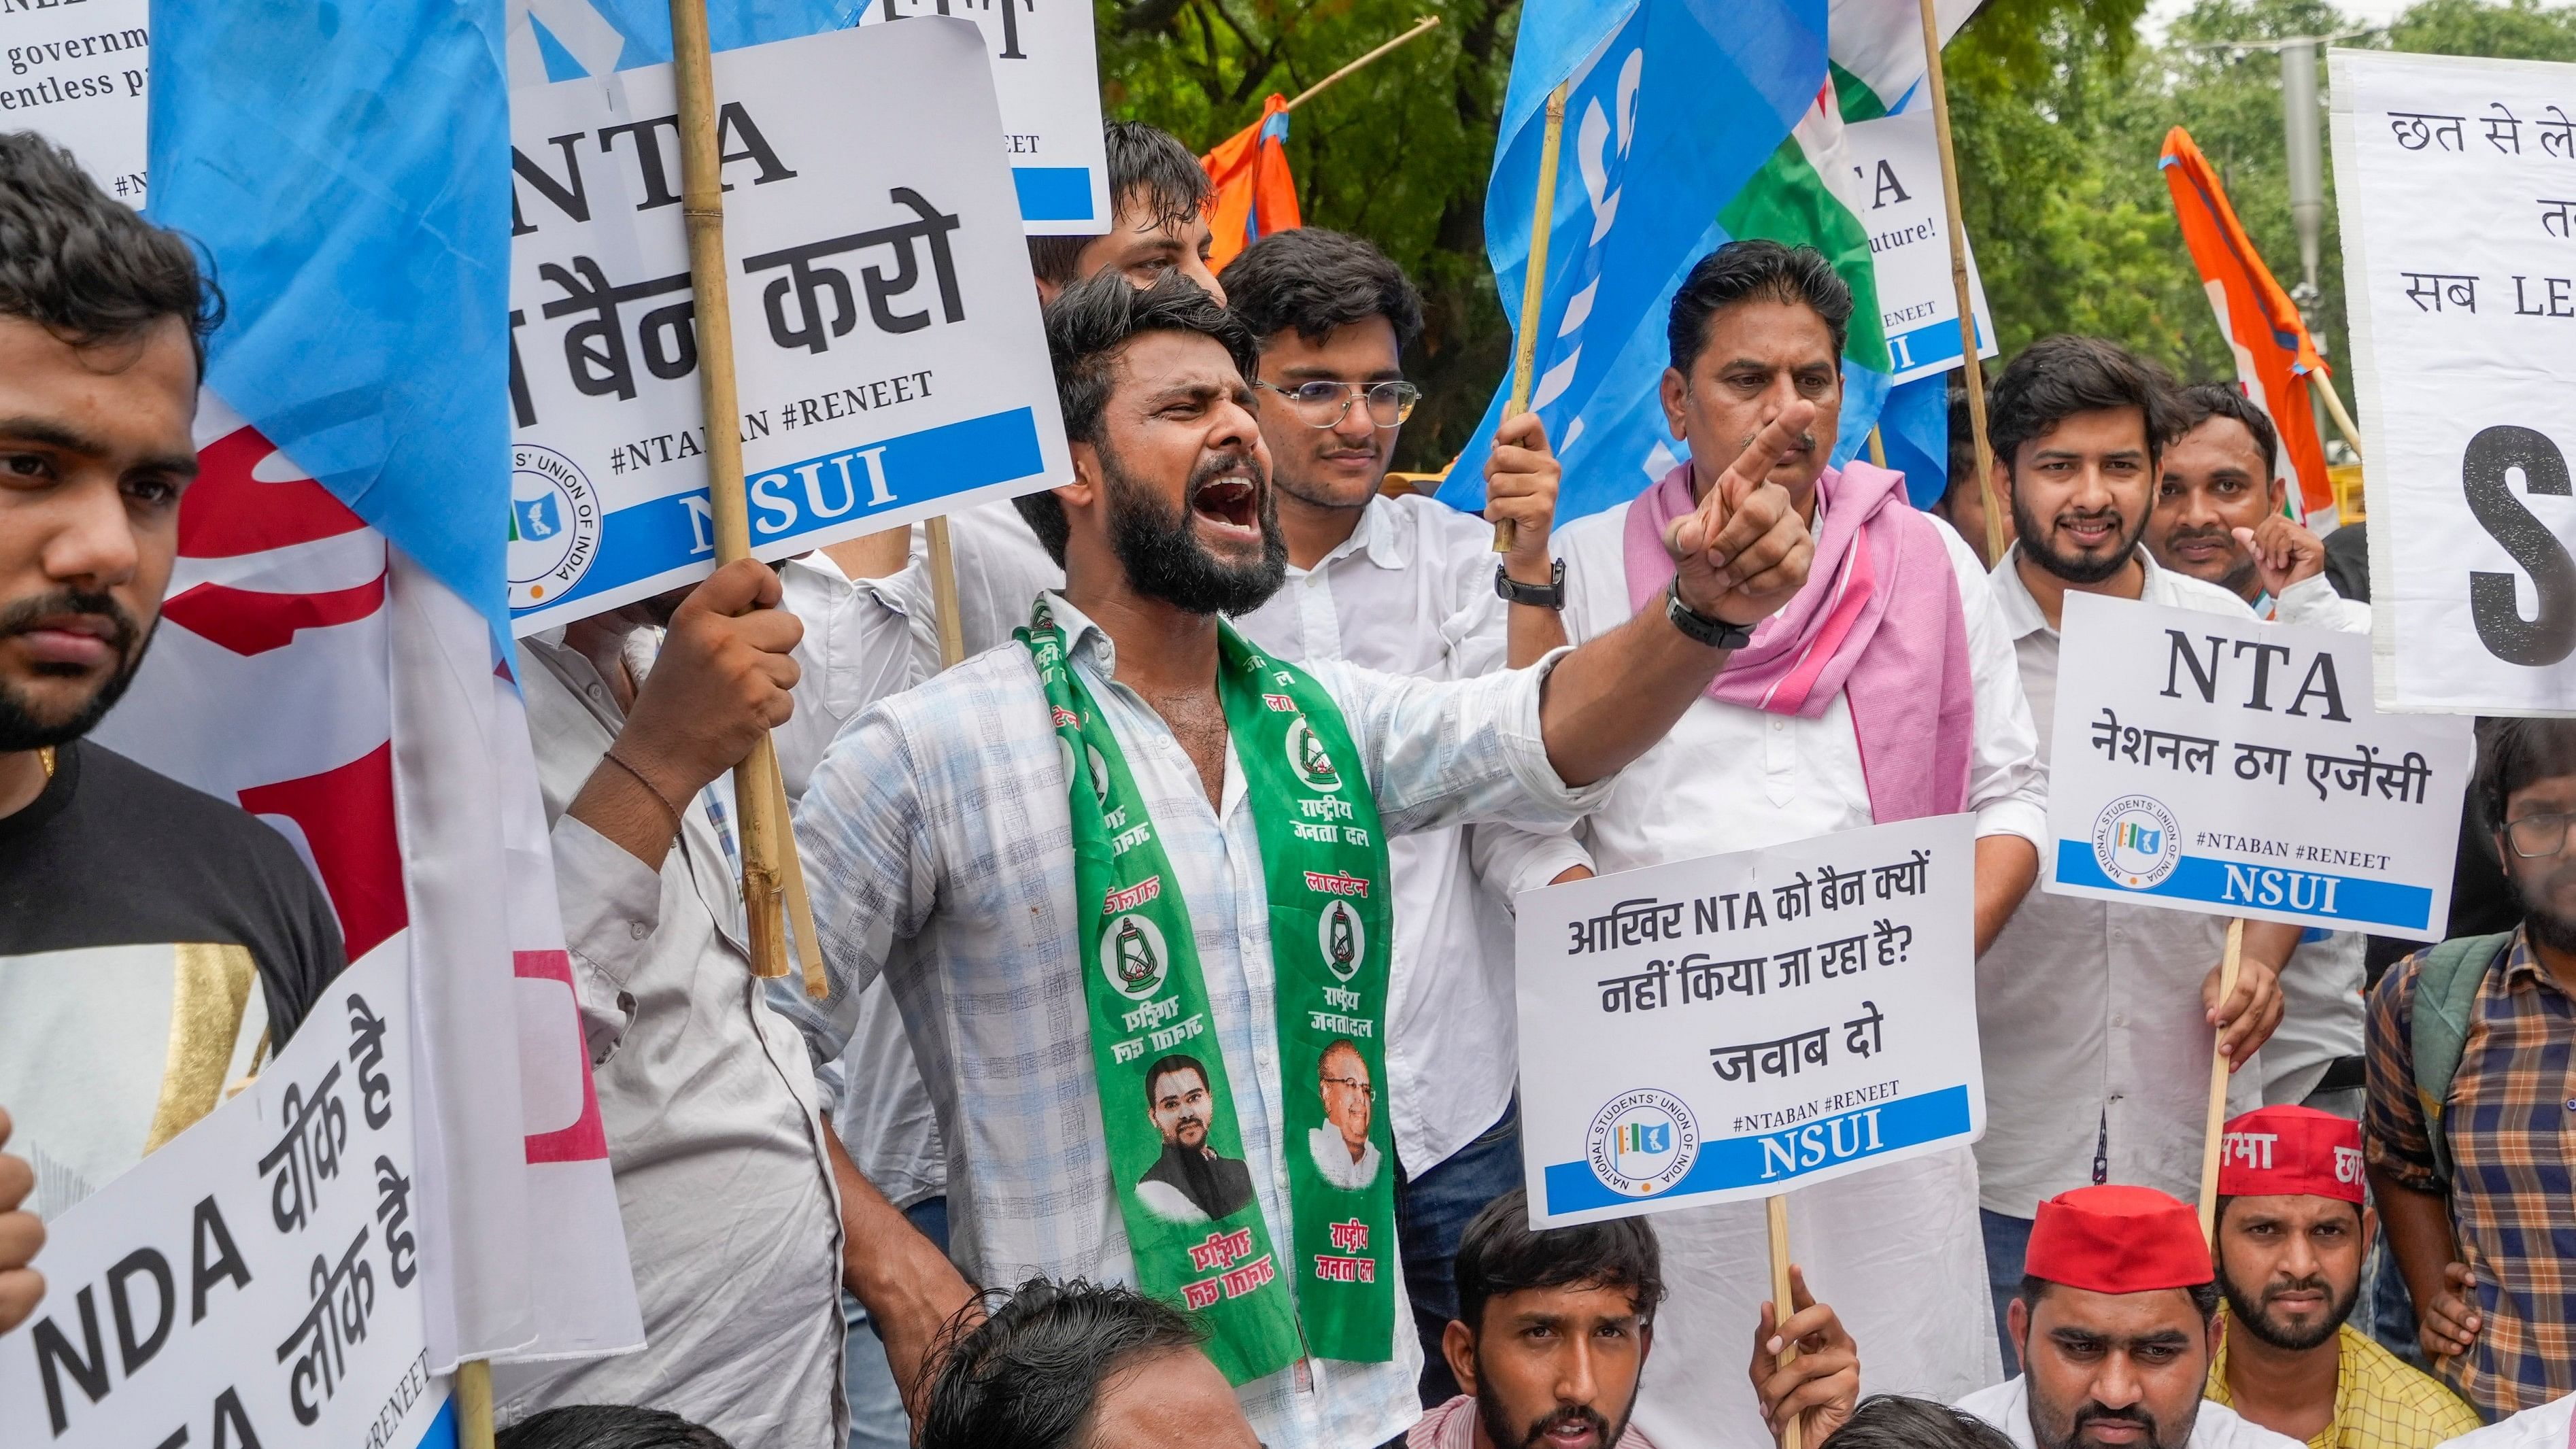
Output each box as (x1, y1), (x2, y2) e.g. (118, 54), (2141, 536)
(1621, 459), (1974, 823)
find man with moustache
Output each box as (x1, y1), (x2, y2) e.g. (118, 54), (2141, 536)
(2145, 386), (2367, 632)
(2146, 383), (2373, 1121)
(1959, 1186), (2303, 1449)
(2203, 1107), (2475, 1449)
(785, 271), (1816, 1449)
(1221, 225), (1565, 1399)
(1476, 239), (2048, 1443)
(2368, 717), (2576, 1420)
(1140, 1055), (1258, 1222)
(0, 135), (345, 1244)
(1307, 1040), (1383, 1192)
(1976, 338), (2293, 1350)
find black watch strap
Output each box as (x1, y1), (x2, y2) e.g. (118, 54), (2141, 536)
(1665, 578), (1754, 649)
(1495, 559), (1567, 611)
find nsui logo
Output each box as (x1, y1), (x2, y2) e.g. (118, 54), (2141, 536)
(509, 445), (602, 610)
(1585, 1089), (1698, 1198)
(2091, 794), (2182, 889)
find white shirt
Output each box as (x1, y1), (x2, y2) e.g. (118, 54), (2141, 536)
(1478, 499), (2042, 1449)
(1958, 1376), (2306, 1449)
(495, 630), (848, 1449)
(1308, 1125), (1387, 1191)
(1978, 549), (2268, 1217)
(775, 552), (953, 1212)
(2256, 572), (2372, 1107)
(781, 593), (1610, 1449)
(2440, 1393), (2576, 1449)
(1232, 492), (1524, 1170)
(895, 496), (1064, 660)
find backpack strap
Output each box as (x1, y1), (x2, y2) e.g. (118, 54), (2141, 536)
(2410, 930), (2516, 1185)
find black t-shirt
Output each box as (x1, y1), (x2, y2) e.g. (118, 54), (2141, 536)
(0, 738), (345, 1041)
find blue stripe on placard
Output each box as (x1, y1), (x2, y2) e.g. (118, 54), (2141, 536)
(2052, 841), (2436, 933)
(1015, 167), (1096, 222)
(1541, 1085), (1973, 1216)
(1886, 315), (1987, 377)
(414, 1393), (458, 1449)
(520, 406), (1045, 620)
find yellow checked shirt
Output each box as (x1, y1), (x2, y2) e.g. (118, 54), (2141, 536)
(2207, 1319), (2484, 1449)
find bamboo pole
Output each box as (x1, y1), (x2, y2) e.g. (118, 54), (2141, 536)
(668, 0), (824, 995)
(2197, 918), (2248, 1244)
(1767, 1195), (1803, 1449)
(926, 515), (968, 668)
(1283, 14), (1440, 114)
(2314, 374), (2365, 461)
(1867, 426), (1887, 469)
(1495, 81), (1570, 556)
(1919, 0), (2005, 567)
(456, 1359), (496, 1449)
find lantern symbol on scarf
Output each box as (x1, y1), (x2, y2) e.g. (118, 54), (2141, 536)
(1117, 917), (1157, 989)
(1287, 716), (1340, 791)
(1321, 900), (1363, 984)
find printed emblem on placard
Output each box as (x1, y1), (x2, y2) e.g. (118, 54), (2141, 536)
(2091, 794), (2182, 889)
(1287, 716), (1342, 793)
(1585, 1089), (1700, 1198)
(1319, 898), (1365, 983)
(508, 445), (603, 609)
(1102, 913), (1170, 1000)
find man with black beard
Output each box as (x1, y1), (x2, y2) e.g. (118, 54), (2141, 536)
(785, 271), (1816, 1449)
(2367, 717), (2576, 1420)
(2203, 1106), (2474, 1449)
(1973, 337), (2294, 1350)
(1138, 1055), (1257, 1221)
(1959, 1187), (2302, 1449)
(0, 134), (343, 1259)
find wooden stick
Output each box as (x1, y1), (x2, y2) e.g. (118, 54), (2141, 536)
(1867, 426), (1887, 469)
(1767, 1195), (1803, 1449)
(1918, 0), (2004, 568)
(1283, 15), (1440, 114)
(926, 515), (968, 668)
(2197, 917), (2247, 1244)
(2313, 373), (2365, 461)
(668, 0), (794, 980)
(456, 1359), (496, 1449)
(1495, 80), (1570, 556)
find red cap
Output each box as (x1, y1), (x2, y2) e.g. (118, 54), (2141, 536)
(2025, 1185), (2212, 1294)
(2217, 1105), (2366, 1204)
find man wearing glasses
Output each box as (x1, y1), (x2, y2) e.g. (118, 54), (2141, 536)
(1219, 225), (1568, 1405)
(2366, 717), (2576, 1422)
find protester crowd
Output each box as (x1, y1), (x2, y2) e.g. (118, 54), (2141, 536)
(5, 107), (2576, 1449)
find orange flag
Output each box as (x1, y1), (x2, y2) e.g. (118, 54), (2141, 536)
(1202, 94), (1302, 271)
(2158, 125), (2336, 524)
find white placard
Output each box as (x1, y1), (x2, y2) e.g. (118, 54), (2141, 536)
(1846, 109), (1995, 385)
(0, 947), (448, 1449)
(859, 0), (1110, 236)
(1513, 815), (1982, 1227)
(0, 0), (150, 205)
(2044, 592), (2473, 938)
(506, 18), (1070, 634)
(2331, 48), (2576, 714)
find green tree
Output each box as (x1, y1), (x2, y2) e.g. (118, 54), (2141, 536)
(1096, 1), (1521, 469)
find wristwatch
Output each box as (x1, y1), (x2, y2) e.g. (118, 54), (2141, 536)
(1494, 559), (1567, 611)
(1665, 577), (1755, 649)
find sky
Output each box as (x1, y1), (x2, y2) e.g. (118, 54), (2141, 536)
(2143, 0), (2417, 37)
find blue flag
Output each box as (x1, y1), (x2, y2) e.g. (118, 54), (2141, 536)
(149, 0), (858, 636)
(1442, 0), (1825, 524)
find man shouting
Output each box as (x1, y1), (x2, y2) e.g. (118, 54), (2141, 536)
(782, 272), (1814, 1449)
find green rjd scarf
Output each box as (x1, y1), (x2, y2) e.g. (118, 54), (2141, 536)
(1018, 602), (1397, 1383)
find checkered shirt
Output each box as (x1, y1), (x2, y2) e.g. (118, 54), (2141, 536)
(776, 593), (1607, 1449)
(2365, 928), (2576, 1419)
(2207, 1319), (2483, 1449)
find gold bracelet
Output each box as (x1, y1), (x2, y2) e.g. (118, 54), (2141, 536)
(602, 749), (685, 838)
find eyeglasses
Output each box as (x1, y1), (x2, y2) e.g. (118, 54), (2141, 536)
(1256, 379), (1421, 429)
(2507, 809), (2576, 858)
(1321, 1075), (1374, 1099)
